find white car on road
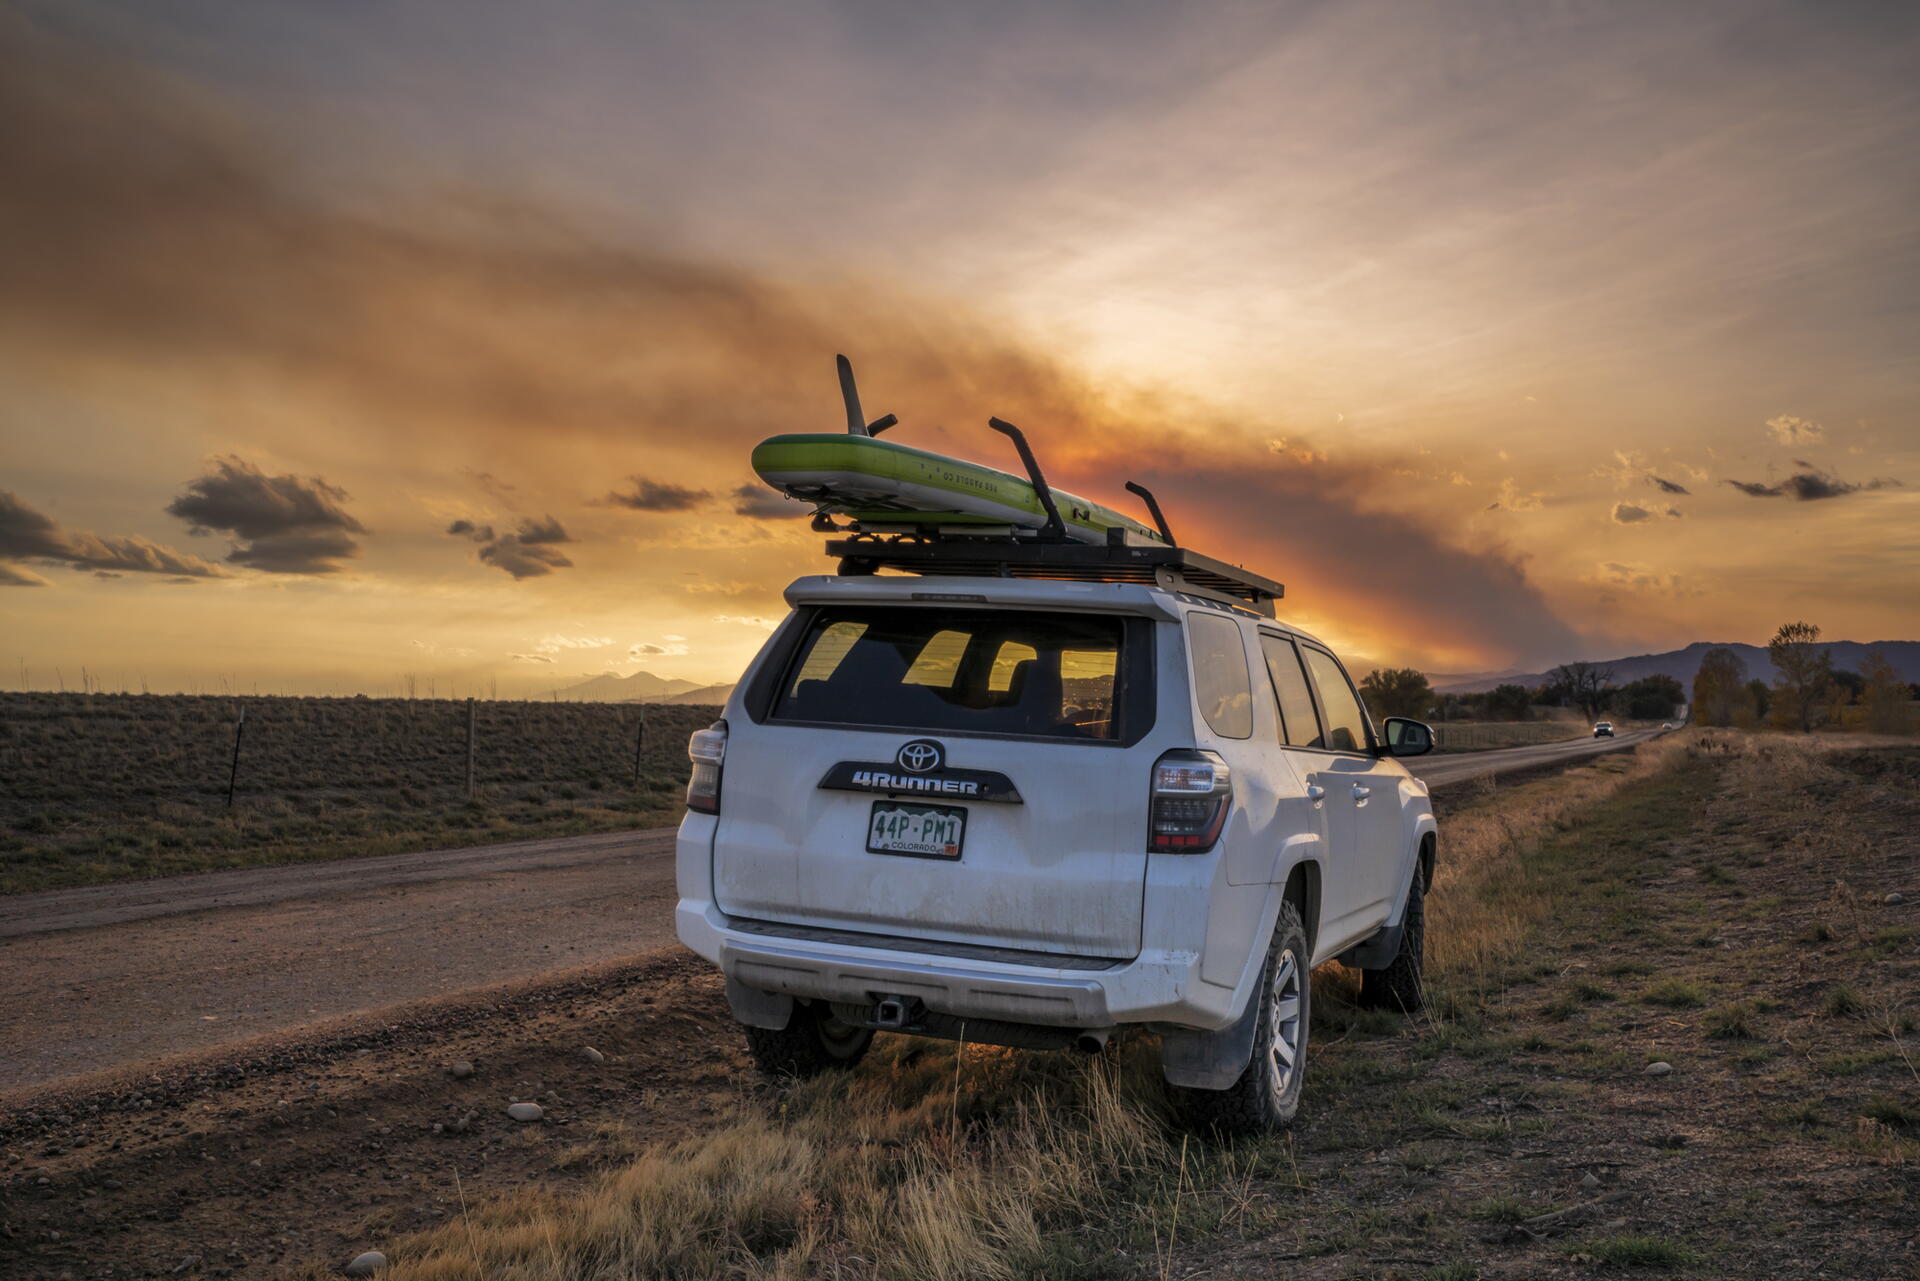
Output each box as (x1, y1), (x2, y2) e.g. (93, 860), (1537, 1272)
(676, 571), (1438, 1132)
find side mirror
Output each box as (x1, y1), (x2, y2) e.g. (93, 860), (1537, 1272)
(1380, 716), (1434, 757)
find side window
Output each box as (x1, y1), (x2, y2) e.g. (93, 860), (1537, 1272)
(1187, 612), (1252, 739)
(1260, 634), (1324, 749)
(1302, 646), (1371, 754)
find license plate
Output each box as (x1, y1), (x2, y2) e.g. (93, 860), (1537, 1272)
(867, 801), (966, 860)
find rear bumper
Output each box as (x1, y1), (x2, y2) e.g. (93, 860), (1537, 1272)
(675, 896), (1238, 1031)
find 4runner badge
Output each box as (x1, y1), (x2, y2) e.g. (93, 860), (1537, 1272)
(896, 740), (943, 772)
(818, 758), (1023, 803)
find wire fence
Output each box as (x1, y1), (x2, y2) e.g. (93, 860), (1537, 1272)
(0, 693), (734, 891)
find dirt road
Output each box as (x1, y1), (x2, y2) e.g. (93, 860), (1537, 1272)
(0, 727), (1661, 1094)
(0, 830), (678, 1092)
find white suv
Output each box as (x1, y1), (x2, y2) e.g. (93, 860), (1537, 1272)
(676, 571), (1437, 1132)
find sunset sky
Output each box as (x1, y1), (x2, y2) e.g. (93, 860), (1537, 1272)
(3, 1), (1916, 696)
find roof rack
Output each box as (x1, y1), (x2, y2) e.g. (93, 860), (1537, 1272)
(815, 359), (1285, 616)
(827, 529), (1285, 616)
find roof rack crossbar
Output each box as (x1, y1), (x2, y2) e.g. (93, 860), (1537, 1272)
(826, 535), (1284, 615)
(986, 416), (1068, 541)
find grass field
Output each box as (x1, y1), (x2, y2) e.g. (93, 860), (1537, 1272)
(1429, 720), (1599, 752)
(332, 731), (1918, 1280)
(0, 692), (718, 894)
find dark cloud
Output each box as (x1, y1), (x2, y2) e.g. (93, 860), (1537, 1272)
(1611, 502), (1681, 524)
(1647, 474), (1690, 495)
(733, 484), (802, 519)
(226, 529), (361, 574)
(516, 515), (570, 545)
(166, 456), (365, 573)
(1723, 468), (1901, 501)
(1120, 454), (1587, 668)
(0, 489), (225, 583)
(606, 478), (710, 512)
(449, 515), (574, 579)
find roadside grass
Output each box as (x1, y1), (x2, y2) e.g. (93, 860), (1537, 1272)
(348, 739), (1711, 1281)
(305, 730), (1918, 1280)
(0, 693), (711, 893)
(1642, 979), (1708, 1008)
(1428, 720), (1597, 753)
(1571, 1233), (1702, 1268)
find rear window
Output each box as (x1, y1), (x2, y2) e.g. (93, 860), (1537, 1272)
(772, 607), (1146, 741)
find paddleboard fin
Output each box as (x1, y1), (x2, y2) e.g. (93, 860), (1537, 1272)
(1125, 481), (1177, 546)
(986, 417), (1068, 541)
(835, 354), (897, 437)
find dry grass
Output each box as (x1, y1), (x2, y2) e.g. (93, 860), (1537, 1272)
(348, 740), (1721, 1281)
(1428, 720), (1596, 752)
(0, 692), (715, 892)
(1423, 732), (1692, 995)
(356, 1041), (1175, 1281)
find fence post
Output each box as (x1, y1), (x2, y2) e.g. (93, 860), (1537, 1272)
(466, 697), (477, 800)
(226, 705), (246, 808)
(632, 705), (647, 788)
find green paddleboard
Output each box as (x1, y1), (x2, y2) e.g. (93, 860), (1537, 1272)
(751, 434), (1166, 546)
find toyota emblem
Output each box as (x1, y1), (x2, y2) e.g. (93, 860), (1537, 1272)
(896, 740), (944, 773)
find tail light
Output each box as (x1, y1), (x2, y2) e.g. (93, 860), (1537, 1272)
(1149, 749), (1232, 853)
(686, 720), (727, 814)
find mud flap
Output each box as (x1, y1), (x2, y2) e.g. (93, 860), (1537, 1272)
(725, 978), (795, 1030)
(1159, 985), (1263, 1090)
(1338, 920), (1404, 971)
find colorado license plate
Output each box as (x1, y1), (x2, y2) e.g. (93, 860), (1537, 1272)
(867, 801), (966, 859)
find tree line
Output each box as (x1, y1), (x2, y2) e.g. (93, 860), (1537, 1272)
(1356, 665), (1685, 723)
(1692, 622), (1915, 733)
(1357, 620), (1915, 733)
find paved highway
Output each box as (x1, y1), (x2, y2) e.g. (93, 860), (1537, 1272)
(0, 725), (1661, 1094)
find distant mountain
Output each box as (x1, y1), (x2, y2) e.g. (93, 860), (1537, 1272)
(556, 670), (734, 704)
(1436, 640), (1920, 694)
(665, 682), (737, 705)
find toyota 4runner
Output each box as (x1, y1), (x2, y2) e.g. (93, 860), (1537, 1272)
(676, 565), (1437, 1133)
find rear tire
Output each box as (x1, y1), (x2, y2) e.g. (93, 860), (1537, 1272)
(742, 1001), (874, 1078)
(1359, 870), (1426, 1013)
(1174, 900), (1311, 1136)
